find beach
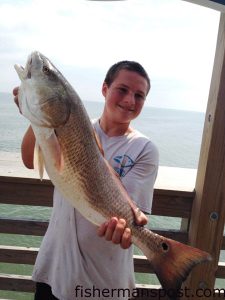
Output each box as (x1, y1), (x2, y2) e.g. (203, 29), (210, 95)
(0, 151), (197, 191)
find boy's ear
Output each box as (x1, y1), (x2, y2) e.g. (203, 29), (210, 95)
(102, 82), (108, 97)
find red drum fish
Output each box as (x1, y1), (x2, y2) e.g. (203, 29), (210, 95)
(14, 51), (211, 297)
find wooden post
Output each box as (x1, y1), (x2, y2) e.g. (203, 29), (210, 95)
(184, 13), (225, 298)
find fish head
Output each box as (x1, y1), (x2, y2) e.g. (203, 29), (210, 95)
(14, 51), (71, 128)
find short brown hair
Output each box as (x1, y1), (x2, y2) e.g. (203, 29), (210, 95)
(104, 61), (151, 94)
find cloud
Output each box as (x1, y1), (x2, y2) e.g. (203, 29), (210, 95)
(0, 0), (220, 111)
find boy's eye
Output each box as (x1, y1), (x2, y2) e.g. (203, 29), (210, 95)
(118, 87), (127, 93)
(135, 93), (145, 101)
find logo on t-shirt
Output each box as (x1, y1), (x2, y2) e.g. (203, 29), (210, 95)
(113, 155), (134, 177)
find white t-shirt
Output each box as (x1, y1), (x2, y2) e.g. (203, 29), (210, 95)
(32, 119), (159, 300)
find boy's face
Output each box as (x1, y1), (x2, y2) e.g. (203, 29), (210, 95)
(102, 70), (148, 125)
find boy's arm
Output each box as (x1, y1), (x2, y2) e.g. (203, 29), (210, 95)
(21, 125), (35, 169)
(13, 87), (35, 169)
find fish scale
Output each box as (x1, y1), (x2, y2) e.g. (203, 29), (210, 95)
(55, 106), (133, 219)
(15, 51), (211, 299)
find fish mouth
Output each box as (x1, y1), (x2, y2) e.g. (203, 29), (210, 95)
(14, 51), (44, 81)
(14, 64), (26, 80)
(14, 53), (33, 80)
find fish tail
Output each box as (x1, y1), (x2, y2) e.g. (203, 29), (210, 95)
(138, 234), (211, 298)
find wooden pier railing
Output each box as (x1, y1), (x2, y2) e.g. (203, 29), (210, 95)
(0, 169), (224, 300)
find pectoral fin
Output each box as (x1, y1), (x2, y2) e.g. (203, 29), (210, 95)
(33, 142), (45, 180)
(45, 130), (64, 173)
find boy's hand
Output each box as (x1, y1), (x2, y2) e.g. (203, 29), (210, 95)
(13, 86), (21, 113)
(97, 211), (148, 249)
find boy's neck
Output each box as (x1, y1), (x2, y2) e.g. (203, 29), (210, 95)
(99, 117), (132, 137)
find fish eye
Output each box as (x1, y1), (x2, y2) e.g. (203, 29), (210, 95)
(43, 65), (50, 74)
(161, 242), (169, 252)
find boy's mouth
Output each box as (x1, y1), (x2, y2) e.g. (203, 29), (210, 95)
(117, 104), (134, 112)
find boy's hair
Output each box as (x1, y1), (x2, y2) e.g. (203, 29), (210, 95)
(104, 60), (151, 94)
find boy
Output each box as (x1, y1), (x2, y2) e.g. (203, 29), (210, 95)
(13, 60), (158, 300)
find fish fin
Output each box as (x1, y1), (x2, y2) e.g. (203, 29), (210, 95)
(33, 142), (45, 180)
(93, 129), (104, 156)
(45, 130), (64, 173)
(142, 236), (211, 296)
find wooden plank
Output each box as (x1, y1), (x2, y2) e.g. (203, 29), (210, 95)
(152, 190), (193, 218)
(0, 179), (194, 218)
(0, 175), (50, 185)
(0, 217), (188, 241)
(0, 273), (225, 299)
(186, 13), (225, 294)
(0, 217), (48, 236)
(0, 274), (167, 300)
(0, 275), (224, 300)
(133, 255), (152, 273)
(0, 249), (153, 274)
(222, 235), (225, 249)
(7, 246), (219, 278)
(0, 179), (53, 207)
(215, 262), (225, 278)
(0, 274), (168, 300)
(0, 245), (38, 265)
(0, 274), (35, 292)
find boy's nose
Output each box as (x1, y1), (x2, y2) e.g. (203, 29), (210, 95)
(123, 92), (135, 105)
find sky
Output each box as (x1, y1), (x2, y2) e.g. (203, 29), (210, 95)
(0, 0), (220, 112)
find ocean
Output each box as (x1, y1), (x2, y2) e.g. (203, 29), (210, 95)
(0, 92), (205, 168)
(1, 94), (224, 299)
